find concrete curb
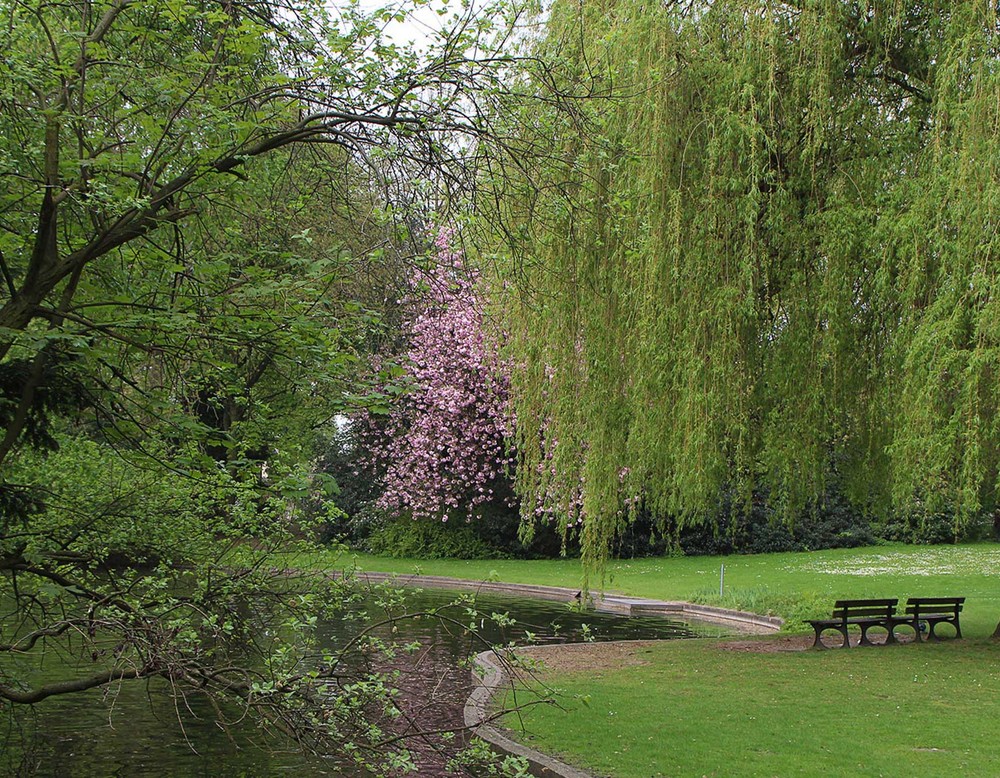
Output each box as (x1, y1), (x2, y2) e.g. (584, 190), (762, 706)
(464, 648), (597, 778)
(349, 571), (784, 633)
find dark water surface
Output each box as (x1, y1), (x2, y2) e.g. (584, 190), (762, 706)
(6, 586), (729, 776)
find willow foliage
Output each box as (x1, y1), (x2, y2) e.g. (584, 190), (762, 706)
(489, 0), (1000, 573)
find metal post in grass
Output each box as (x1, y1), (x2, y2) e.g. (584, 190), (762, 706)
(720, 564), (725, 598)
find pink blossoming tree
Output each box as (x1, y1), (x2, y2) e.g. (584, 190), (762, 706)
(359, 229), (515, 521)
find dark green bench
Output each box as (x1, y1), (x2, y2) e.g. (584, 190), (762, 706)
(805, 599), (898, 648)
(891, 597), (964, 642)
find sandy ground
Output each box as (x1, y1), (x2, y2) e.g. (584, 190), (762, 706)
(513, 631), (929, 673)
(514, 634), (821, 674)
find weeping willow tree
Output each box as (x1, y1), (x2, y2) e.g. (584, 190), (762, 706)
(485, 0), (1000, 579)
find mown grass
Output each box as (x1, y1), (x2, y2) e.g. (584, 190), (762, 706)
(499, 638), (1000, 777)
(307, 543), (1000, 775)
(313, 543), (1000, 637)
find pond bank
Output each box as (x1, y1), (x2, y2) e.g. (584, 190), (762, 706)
(348, 570), (784, 778)
(349, 570), (784, 633)
(466, 647), (596, 778)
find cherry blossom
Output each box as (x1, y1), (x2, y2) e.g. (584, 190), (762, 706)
(359, 229), (515, 521)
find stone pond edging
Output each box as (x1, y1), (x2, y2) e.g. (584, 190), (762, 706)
(465, 647), (596, 778)
(350, 571), (785, 633)
(350, 570), (784, 778)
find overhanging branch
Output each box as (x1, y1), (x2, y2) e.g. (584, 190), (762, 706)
(0, 667), (145, 704)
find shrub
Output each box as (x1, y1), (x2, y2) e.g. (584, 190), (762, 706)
(616, 486), (877, 558)
(364, 518), (504, 560)
(875, 507), (993, 545)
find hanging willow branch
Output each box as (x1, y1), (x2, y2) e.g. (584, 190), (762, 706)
(485, 0), (1000, 577)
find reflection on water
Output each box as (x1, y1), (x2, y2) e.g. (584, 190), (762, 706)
(5, 585), (729, 776)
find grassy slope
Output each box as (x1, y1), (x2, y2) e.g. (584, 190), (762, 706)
(327, 543), (1000, 636)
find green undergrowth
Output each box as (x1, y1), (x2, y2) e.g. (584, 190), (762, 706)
(499, 638), (1000, 777)
(306, 543), (1000, 638)
(687, 585), (830, 626)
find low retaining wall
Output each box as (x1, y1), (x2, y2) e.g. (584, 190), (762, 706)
(349, 571), (784, 633)
(464, 648), (596, 778)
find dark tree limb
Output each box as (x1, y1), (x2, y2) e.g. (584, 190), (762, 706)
(0, 620), (77, 652)
(0, 555), (135, 615)
(0, 265), (84, 468)
(0, 667), (145, 704)
(0, 249), (16, 298)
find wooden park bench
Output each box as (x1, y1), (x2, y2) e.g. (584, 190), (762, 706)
(895, 597), (965, 642)
(806, 598), (898, 649)
(807, 597), (966, 648)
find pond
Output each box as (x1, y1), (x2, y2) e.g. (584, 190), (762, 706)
(6, 585), (731, 776)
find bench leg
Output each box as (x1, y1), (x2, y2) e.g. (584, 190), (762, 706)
(889, 619), (920, 644)
(926, 618), (961, 640)
(810, 626), (850, 649)
(859, 623), (890, 647)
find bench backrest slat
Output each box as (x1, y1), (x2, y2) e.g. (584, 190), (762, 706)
(905, 596), (964, 616)
(833, 599), (897, 608)
(832, 607), (894, 618)
(829, 598), (897, 619)
(906, 597), (965, 605)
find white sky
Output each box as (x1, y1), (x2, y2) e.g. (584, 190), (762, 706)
(356, 0), (464, 52)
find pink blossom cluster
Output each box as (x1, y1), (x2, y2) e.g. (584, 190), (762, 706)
(361, 229), (515, 521)
(531, 429), (585, 525)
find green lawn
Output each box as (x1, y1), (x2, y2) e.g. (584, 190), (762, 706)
(314, 543), (1000, 775)
(320, 543), (1000, 637)
(500, 638), (1000, 777)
